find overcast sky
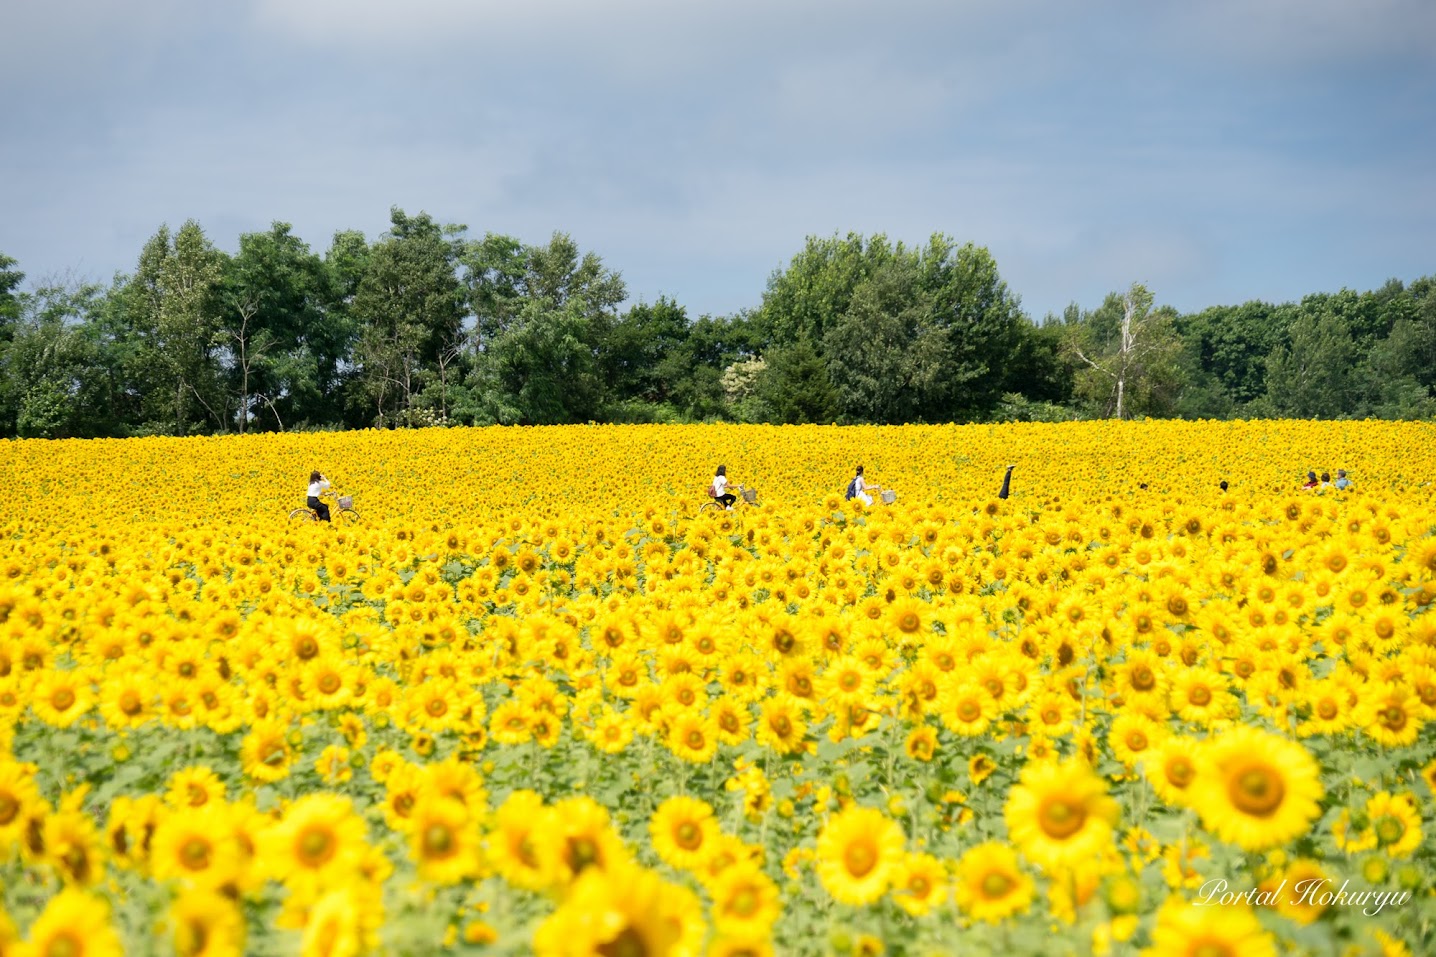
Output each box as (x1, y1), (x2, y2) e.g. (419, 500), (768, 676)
(3, 0), (1433, 319)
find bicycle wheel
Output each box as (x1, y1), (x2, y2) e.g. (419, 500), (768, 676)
(288, 508), (315, 522)
(338, 507), (360, 524)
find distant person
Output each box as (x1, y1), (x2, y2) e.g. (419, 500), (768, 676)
(710, 464), (737, 510)
(1320, 471), (1332, 488)
(1334, 469), (1352, 490)
(306, 470), (332, 522)
(1302, 471), (1319, 490)
(1219, 480), (1228, 493)
(845, 464), (874, 506)
(998, 464), (1016, 500)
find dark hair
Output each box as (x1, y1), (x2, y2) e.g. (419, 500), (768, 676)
(855, 465), (864, 476)
(1219, 480), (1228, 491)
(1321, 472), (1330, 482)
(310, 470), (322, 483)
(1307, 471), (1317, 481)
(716, 465), (726, 477)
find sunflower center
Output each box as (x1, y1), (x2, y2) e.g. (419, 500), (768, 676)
(676, 822), (703, 851)
(1126, 731), (1148, 752)
(729, 886), (759, 917)
(1038, 797), (1086, 839)
(597, 927), (647, 957)
(1374, 815), (1404, 846)
(981, 871), (1015, 899)
(0, 794), (19, 826)
(685, 730), (705, 749)
(1381, 707), (1407, 731)
(298, 828), (336, 867)
(1191, 941), (1235, 957)
(426, 698), (448, 718)
(568, 837), (600, 872)
(844, 839), (878, 878)
(1189, 686), (1211, 706)
(841, 672), (861, 691)
(423, 824), (455, 858)
(43, 931), (83, 957)
(1316, 699), (1339, 720)
(1166, 757), (1194, 787)
(1130, 667), (1154, 691)
(318, 674), (341, 694)
(51, 689), (76, 711)
(1229, 765), (1285, 817)
(180, 837), (212, 870)
(958, 701), (981, 722)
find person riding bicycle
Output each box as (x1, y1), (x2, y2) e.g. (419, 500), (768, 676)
(307, 470), (332, 523)
(710, 464), (738, 510)
(845, 465), (874, 506)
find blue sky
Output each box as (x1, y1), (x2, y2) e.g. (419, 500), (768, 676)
(2, 0), (1433, 320)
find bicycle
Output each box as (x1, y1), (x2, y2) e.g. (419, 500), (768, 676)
(289, 491), (360, 524)
(699, 484), (758, 515)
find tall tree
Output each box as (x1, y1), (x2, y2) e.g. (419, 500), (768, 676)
(351, 208), (466, 427)
(465, 232), (626, 424)
(221, 223), (335, 432)
(119, 222), (228, 434)
(0, 254), (22, 339)
(1263, 311), (1358, 419)
(1067, 283), (1184, 419)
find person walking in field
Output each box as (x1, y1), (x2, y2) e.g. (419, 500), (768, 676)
(997, 464), (1016, 500)
(307, 470), (332, 522)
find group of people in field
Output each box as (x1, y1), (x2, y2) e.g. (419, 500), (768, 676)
(1302, 469), (1353, 491)
(705, 462), (1019, 510)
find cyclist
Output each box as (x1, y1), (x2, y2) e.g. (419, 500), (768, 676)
(710, 464), (738, 510)
(845, 465), (874, 506)
(307, 471), (332, 522)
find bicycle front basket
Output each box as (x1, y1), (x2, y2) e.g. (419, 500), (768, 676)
(742, 487), (758, 504)
(881, 490), (897, 504)
(338, 495), (354, 509)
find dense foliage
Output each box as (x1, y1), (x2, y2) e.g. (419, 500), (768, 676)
(0, 218), (1432, 438)
(1, 421), (1434, 956)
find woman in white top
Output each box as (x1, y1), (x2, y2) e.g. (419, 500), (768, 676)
(711, 464), (737, 510)
(847, 465), (874, 506)
(306, 470), (332, 522)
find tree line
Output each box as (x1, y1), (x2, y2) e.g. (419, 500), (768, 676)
(1, 209), (1432, 438)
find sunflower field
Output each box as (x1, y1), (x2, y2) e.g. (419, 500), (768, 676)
(1, 420), (1435, 957)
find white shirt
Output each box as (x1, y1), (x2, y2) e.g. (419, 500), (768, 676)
(307, 479), (330, 498)
(853, 475), (867, 494)
(713, 475), (728, 497)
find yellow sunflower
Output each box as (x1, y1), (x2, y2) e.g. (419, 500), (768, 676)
(1004, 758), (1119, 873)
(952, 841), (1033, 923)
(814, 805), (906, 906)
(1190, 727), (1323, 851)
(1141, 896), (1275, 957)
(15, 888), (123, 957)
(650, 795), (719, 872)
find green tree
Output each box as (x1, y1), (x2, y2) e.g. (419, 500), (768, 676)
(1067, 283), (1184, 419)
(0, 281), (123, 438)
(119, 221), (228, 434)
(352, 208), (467, 427)
(0, 253), (22, 338)
(222, 223), (340, 432)
(755, 233), (897, 347)
(754, 337), (838, 424)
(1263, 312), (1357, 418)
(602, 296), (690, 405)
(465, 232), (626, 425)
